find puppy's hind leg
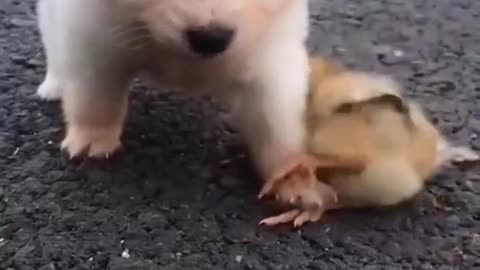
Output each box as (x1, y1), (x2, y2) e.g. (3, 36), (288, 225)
(35, 0), (62, 101)
(61, 78), (129, 159)
(37, 71), (62, 101)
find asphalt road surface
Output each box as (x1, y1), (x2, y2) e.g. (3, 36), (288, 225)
(1, 0), (480, 269)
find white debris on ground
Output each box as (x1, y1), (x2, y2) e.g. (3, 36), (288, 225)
(392, 49), (404, 57)
(371, 44), (405, 65)
(121, 248), (130, 259)
(235, 255), (243, 263)
(120, 239), (130, 258)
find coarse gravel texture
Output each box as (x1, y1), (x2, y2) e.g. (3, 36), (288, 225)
(1, 0), (480, 269)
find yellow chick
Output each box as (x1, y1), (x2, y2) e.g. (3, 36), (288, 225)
(306, 56), (479, 208)
(259, 57), (479, 227)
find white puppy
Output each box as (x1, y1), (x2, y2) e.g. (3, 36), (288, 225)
(36, 0), (316, 200)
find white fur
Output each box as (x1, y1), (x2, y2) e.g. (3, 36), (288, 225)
(36, 0), (310, 178)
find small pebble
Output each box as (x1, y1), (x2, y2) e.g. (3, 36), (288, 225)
(121, 249), (130, 259)
(393, 49), (404, 57)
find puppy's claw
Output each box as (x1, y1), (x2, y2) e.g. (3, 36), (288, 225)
(258, 180), (276, 199)
(293, 209), (324, 228)
(61, 138), (89, 159)
(259, 210), (300, 226)
(260, 208), (326, 228)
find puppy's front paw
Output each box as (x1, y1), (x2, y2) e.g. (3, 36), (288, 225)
(257, 152), (365, 228)
(61, 124), (122, 159)
(258, 153), (339, 227)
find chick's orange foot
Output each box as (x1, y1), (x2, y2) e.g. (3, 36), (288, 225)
(258, 153), (339, 227)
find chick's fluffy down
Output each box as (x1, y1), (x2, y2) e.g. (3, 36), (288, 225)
(306, 58), (441, 208)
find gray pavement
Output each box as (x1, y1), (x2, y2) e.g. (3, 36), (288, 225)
(1, 0), (479, 269)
